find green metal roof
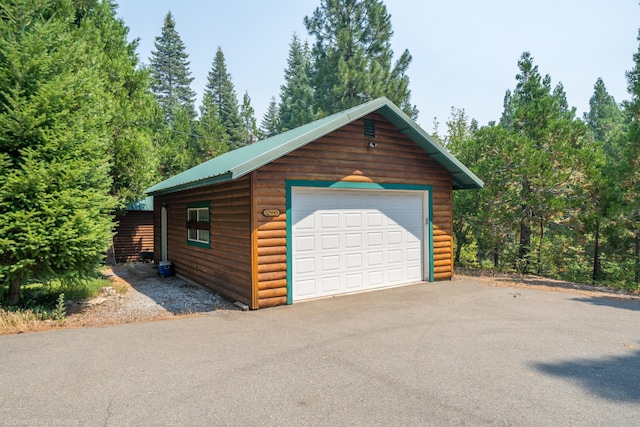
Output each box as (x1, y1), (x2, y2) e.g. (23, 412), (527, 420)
(125, 196), (154, 211)
(146, 97), (483, 196)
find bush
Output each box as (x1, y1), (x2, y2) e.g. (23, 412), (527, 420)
(0, 272), (110, 311)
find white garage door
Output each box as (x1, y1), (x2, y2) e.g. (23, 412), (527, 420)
(292, 188), (426, 301)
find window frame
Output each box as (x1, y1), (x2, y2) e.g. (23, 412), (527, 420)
(186, 202), (211, 249)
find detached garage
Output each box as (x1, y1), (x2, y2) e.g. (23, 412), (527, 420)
(146, 97), (483, 309)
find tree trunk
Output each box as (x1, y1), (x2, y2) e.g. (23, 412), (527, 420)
(455, 241), (462, 265)
(493, 248), (499, 268)
(518, 177), (532, 273)
(537, 217), (544, 276)
(592, 219), (602, 282)
(8, 274), (22, 305)
(635, 228), (640, 284)
(518, 216), (531, 272)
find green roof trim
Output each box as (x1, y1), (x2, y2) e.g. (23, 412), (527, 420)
(146, 97), (483, 196)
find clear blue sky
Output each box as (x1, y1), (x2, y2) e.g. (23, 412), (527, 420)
(116, 0), (639, 131)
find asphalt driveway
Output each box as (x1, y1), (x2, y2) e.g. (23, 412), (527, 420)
(1, 278), (638, 426)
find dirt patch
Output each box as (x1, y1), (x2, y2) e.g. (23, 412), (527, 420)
(456, 268), (640, 302)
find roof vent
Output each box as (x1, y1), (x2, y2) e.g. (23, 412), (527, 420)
(364, 118), (375, 138)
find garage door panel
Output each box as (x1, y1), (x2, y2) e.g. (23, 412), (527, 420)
(367, 251), (384, 267)
(367, 232), (383, 246)
(345, 233), (362, 248)
(295, 214), (315, 230)
(407, 247), (421, 262)
(322, 255), (340, 271)
(346, 213), (362, 227)
(368, 270), (384, 286)
(346, 273), (363, 289)
(388, 230), (402, 245)
(346, 253), (362, 268)
(296, 257), (315, 274)
(295, 235), (315, 252)
(367, 212), (383, 226)
(407, 265), (421, 281)
(388, 249), (402, 264)
(297, 278), (316, 296)
(292, 188), (426, 301)
(322, 276), (340, 292)
(321, 213), (339, 228)
(321, 234), (339, 250)
(389, 268), (403, 282)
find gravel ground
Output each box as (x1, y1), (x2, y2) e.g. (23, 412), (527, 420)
(64, 263), (237, 328)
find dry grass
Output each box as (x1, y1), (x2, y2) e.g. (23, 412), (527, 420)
(0, 308), (61, 335)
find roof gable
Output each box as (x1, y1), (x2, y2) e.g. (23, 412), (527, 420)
(146, 97), (483, 196)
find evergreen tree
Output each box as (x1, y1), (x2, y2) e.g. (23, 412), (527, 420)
(154, 105), (196, 177)
(261, 97), (281, 138)
(84, 0), (158, 206)
(240, 91), (260, 144)
(584, 78), (625, 161)
(500, 52), (590, 274)
(195, 91), (229, 161)
(580, 78), (625, 281)
(149, 11), (198, 176)
(205, 47), (244, 149)
(149, 11), (196, 122)
(0, 0), (117, 303)
(304, 0), (417, 118)
(448, 116), (527, 270)
(279, 32), (316, 131)
(444, 108), (480, 265)
(621, 29), (640, 283)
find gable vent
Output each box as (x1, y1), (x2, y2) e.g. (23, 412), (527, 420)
(364, 118), (376, 138)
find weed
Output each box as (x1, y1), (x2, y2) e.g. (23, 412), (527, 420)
(52, 293), (66, 324)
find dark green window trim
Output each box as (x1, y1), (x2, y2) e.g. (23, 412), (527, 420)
(186, 202), (211, 249)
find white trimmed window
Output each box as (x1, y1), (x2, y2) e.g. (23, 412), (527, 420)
(187, 205), (210, 247)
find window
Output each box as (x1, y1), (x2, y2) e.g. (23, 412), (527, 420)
(186, 203), (210, 248)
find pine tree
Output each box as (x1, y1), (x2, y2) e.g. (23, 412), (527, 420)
(450, 123), (522, 269)
(0, 0), (117, 303)
(205, 47), (244, 149)
(261, 97), (281, 138)
(149, 12), (196, 122)
(195, 91), (229, 161)
(584, 78), (625, 161)
(279, 32), (316, 131)
(580, 79), (625, 281)
(240, 92), (260, 144)
(83, 0), (158, 206)
(149, 11), (198, 176)
(621, 29), (640, 283)
(500, 52), (590, 274)
(304, 0), (417, 118)
(154, 105), (197, 177)
(444, 108), (480, 265)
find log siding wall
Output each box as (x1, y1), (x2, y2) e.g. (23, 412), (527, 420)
(254, 113), (454, 308)
(154, 113), (455, 310)
(154, 176), (253, 306)
(113, 211), (154, 263)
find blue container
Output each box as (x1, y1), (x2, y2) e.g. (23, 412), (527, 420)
(158, 261), (173, 278)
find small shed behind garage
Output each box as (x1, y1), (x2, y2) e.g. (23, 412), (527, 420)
(112, 196), (154, 263)
(146, 97), (483, 309)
